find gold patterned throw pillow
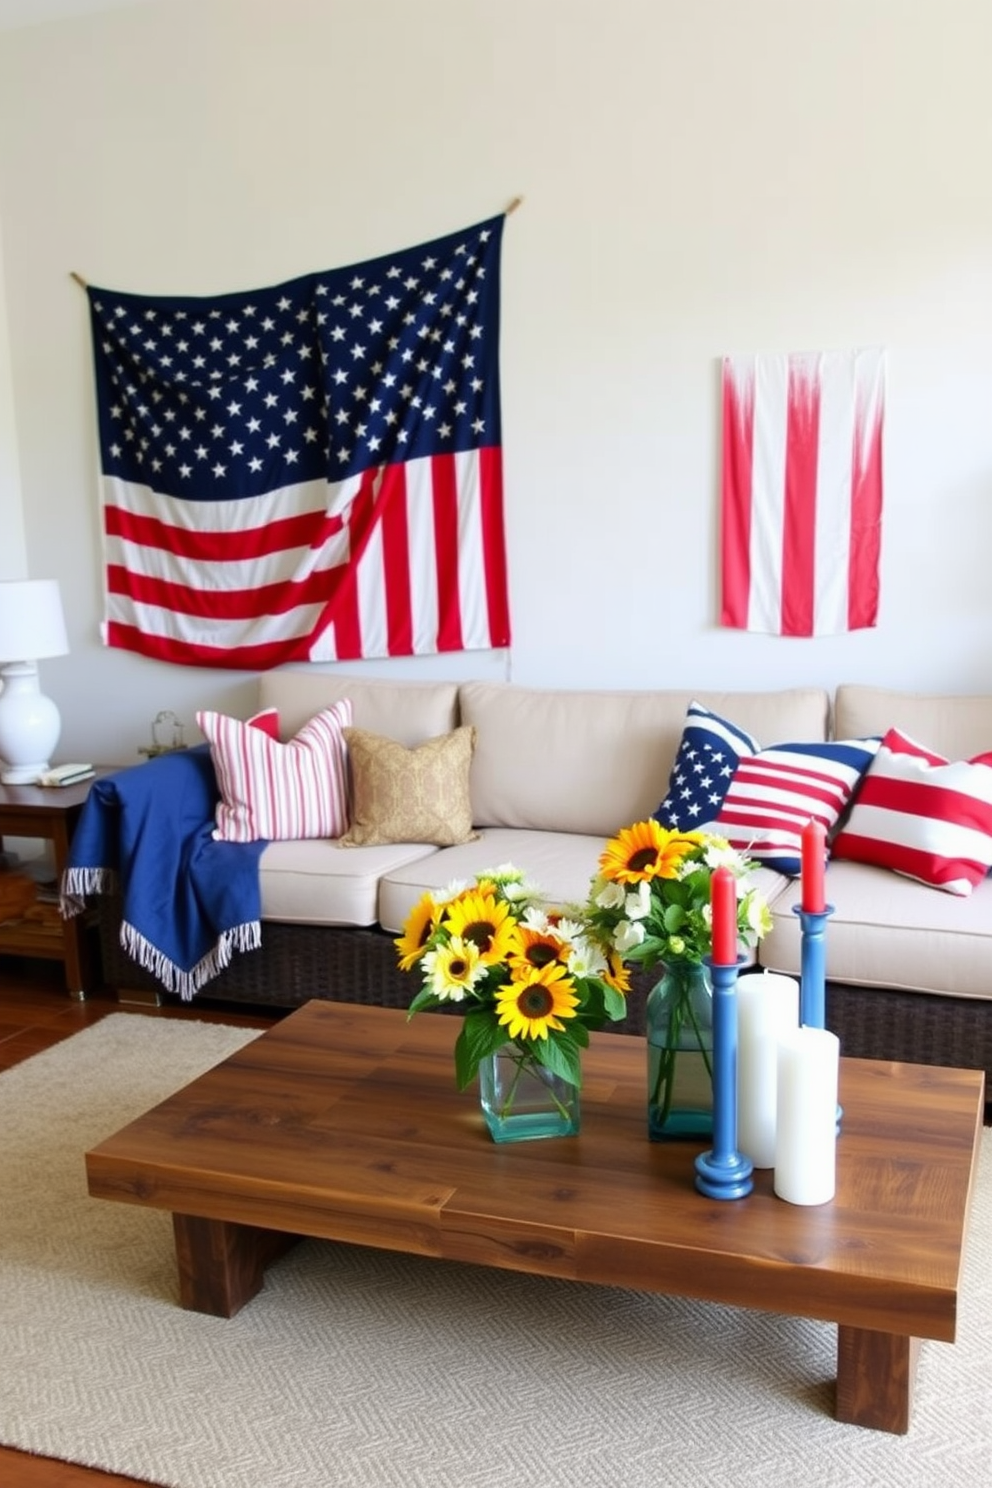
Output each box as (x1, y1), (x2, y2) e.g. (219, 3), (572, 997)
(339, 725), (479, 847)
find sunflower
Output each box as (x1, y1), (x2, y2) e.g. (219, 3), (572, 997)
(494, 962), (579, 1041)
(421, 936), (485, 1002)
(511, 925), (570, 973)
(394, 892), (442, 971)
(603, 949), (632, 995)
(598, 819), (706, 884)
(442, 888), (522, 965)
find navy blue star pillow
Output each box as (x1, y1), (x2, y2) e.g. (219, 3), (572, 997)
(654, 702), (759, 831)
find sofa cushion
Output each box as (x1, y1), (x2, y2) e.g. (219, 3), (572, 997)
(654, 701), (759, 829)
(339, 726), (479, 847)
(710, 738), (880, 874)
(257, 670), (459, 746)
(376, 825), (791, 939)
(830, 728), (992, 896)
(458, 682), (829, 838)
(760, 859), (992, 1000)
(834, 684), (992, 762)
(198, 700), (352, 843)
(258, 838), (440, 926)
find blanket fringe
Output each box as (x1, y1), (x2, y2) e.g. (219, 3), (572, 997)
(60, 867), (119, 919)
(120, 920), (262, 1001)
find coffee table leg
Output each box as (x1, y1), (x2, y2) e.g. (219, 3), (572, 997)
(173, 1212), (300, 1318)
(836, 1324), (922, 1433)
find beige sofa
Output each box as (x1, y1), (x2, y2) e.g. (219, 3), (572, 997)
(97, 672), (992, 1092)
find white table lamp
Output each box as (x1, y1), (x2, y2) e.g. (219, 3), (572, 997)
(0, 579), (69, 784)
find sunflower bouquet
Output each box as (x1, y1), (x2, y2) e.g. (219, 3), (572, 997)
(395, 864), (630, 1100)
(584, 819), (772, 1137)
(584, 818), (771, 970)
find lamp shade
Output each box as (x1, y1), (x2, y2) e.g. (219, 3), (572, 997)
(0, 579), (69, 663)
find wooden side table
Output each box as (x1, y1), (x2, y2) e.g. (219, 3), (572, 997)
(0, 771), (111, 999)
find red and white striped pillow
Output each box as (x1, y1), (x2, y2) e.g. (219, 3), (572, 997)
(197, 699), (353, 843)
(710, 738), (879, 874)
(831, 727), (992, 896)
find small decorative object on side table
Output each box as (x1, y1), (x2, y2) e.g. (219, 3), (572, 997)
(0, 770), (110, 999)
(138, 711), (187, 760)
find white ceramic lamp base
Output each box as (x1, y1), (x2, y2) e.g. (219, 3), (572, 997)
(0, 663), (62, 784)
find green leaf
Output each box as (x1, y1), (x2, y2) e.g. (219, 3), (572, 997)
(453, 1010), (506, 1090)
(663, 903), (687, 933)
(532, 1033), (583, 1088)
(406, 986), (440, 1018)
(602, 984), (627, 1021)
(622, 935), (666, 966)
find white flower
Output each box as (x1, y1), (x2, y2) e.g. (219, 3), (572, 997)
(502, 877), (538, 902)
(701, 837), (745, 874)
(421, 936), (485, 1002)
(624, 881), (652, 921)
(434, 879), (469, 906)
(520, 905), (551, 932)
(478, 863), (539, 902)
(595, 879), (626, 911)
(567, 936), (607, 979)
(613, 919), (646, 953)
(742, 890), (772, 939)
(551, 915), (583, 945)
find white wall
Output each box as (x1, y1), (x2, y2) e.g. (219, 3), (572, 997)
(0, 0), (990, 766)
(0, 210), (26, 578)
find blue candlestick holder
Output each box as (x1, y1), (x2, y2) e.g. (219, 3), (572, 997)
(695, 954), (754, 1201)
(794, 903), (842, 1133)
(793, 904), (835, 1028)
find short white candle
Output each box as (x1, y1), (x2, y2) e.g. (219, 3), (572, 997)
(774, 1026), (840, 1206)
(737, 972), (800, 1169)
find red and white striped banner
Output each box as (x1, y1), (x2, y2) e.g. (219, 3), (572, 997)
(720, 348), (886, 636)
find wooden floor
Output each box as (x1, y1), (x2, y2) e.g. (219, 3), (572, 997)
(0, 957), (279, 1488)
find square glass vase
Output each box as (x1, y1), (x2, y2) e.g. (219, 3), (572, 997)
(478, 1045), (581, 1143)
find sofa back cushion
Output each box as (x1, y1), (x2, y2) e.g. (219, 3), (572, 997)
(458, 683), (829, 838)
(257, 671), (459, 746)
(834, 685), (992, 762)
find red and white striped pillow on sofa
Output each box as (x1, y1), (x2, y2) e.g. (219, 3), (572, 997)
(197, 699), (353, 843)
(830, 726), (992, 896)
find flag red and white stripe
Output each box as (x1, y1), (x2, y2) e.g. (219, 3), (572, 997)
(720, 348), (885, 636)
(102, 448), (509, 669)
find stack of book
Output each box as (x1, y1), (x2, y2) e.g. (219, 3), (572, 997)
(35, 763), (95, 787)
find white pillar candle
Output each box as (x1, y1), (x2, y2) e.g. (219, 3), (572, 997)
(736, 972), (800, 1169)
(774, 1026), (840, 1206)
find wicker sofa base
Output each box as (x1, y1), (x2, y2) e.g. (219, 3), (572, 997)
(96, 898), (992, 1096)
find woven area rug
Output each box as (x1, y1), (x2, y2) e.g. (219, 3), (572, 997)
(0, 1013), (989, 1488)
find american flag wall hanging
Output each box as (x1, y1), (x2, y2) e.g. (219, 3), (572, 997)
(720, 348), (886, 637)
(83, 216), (512, 669)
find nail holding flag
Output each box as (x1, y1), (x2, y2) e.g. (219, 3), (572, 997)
(84, 216), (512, 669)
(720, 348), (885, 637)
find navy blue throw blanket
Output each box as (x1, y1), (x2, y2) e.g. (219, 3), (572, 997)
(61, 747), (268, 999)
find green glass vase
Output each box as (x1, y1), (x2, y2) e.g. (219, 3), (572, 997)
(646, 961), (714, 1141)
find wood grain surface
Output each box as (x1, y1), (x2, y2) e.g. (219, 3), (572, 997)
(86, 999), (985, 1432)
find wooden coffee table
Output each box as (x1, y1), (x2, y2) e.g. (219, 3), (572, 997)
(85, 1001), (985, 1435)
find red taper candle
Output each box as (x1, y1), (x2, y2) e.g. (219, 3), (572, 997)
(801, 818), (827, 912)
(710, 865), (737, 965)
